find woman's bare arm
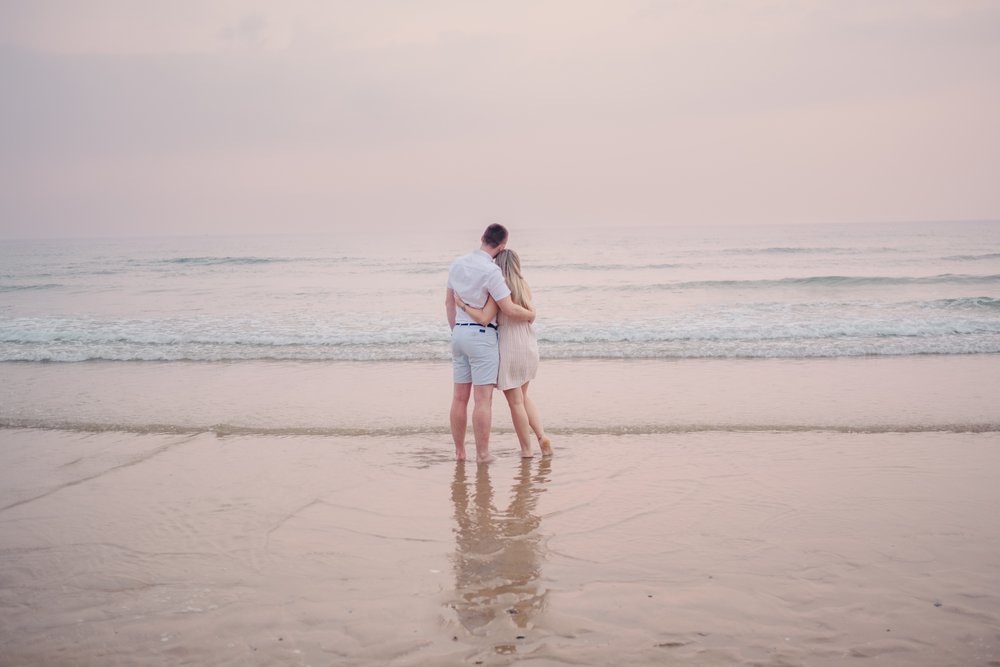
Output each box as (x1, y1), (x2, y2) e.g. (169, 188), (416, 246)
(454, 294), (499, 326)
(494, 281), (535, 322)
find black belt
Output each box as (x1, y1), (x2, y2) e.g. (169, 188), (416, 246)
(455, 322), (497, 329)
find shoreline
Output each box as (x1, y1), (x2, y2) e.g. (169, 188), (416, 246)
(3, 421), (1000, 438)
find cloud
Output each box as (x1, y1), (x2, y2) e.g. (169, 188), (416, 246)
(1, 1), (998, 237)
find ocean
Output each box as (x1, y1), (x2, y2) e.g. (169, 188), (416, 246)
(2, 220), (999, 363)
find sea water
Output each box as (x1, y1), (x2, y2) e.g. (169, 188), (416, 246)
(2, 220), (999, 363)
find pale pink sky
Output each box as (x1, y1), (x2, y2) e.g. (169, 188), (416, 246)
(1, 0), (998, 238)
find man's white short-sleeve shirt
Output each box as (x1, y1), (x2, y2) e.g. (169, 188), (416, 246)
(447, 249), (511, 325)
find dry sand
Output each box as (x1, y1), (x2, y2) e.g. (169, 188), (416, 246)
(1, 426), (999, 666)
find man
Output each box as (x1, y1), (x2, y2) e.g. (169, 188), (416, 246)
(446, 223), (535, 463)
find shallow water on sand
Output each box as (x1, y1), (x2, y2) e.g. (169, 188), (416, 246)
(1, 429), (998, 666)
(1, 355), (998, 437)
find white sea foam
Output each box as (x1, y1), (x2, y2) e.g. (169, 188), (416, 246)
(1, 222), (999, 361)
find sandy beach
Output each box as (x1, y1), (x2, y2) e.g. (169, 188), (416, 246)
(2, 357), (999, 666)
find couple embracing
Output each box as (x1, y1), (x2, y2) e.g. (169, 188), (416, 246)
(446, 223), (553, 463)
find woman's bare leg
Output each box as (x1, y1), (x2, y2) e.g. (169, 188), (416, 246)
(503, 386), (534, 458)
(522, 382), (552, 456)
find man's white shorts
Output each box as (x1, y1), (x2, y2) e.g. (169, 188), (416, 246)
(451, 324), (499, 385)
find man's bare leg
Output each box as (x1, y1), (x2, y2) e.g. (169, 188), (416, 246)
(472, 383), (495, 464)
(451, 382), (472, 461)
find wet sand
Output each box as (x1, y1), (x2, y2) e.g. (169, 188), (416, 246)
(2, 426), (999, 666)
(2, 355), (999, 664)
(1, 355), (998, 436)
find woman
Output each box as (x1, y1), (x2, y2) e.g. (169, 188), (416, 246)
(454, 249), (553, 458)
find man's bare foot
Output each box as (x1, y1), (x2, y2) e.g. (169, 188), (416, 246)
(476, 453), (496, 464)
(539, 436), (553, 457)
(520, 448), (534, 458)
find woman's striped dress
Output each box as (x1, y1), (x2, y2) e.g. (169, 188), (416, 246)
(496, 311), (539, 391)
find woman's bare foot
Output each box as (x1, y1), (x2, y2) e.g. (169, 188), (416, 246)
(520, 448), (534, 459)
(476, 453), (496, 464)
(455, 448), (467, 461)
(539, 436), (553, 457)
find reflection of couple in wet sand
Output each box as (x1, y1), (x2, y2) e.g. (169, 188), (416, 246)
(446, 223), (553, 463)
(450, 458), (551, 652)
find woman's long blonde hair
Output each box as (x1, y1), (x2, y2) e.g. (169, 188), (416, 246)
(495, 249), (529, 308)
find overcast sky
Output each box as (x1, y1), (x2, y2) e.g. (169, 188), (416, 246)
(1, 0), (998, 238)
